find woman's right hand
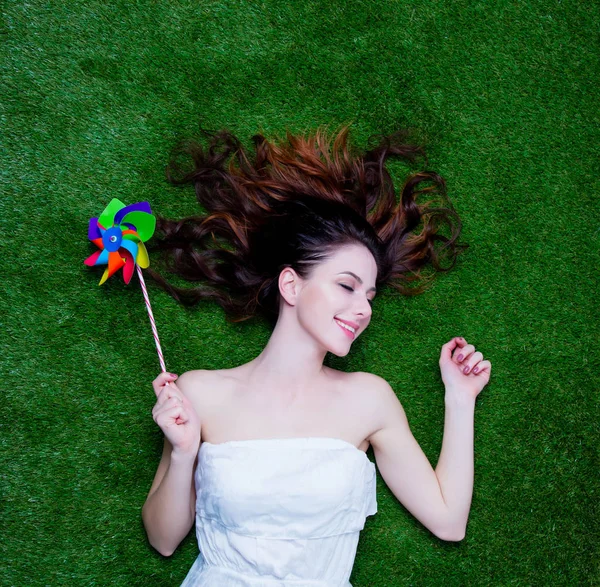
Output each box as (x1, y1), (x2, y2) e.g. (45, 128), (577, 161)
(151, 372), (201, 457)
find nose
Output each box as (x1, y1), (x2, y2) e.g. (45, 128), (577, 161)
(355, 296), (372, 320)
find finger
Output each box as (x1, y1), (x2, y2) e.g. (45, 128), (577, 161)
(152, 372), (179, 397)
(153, 377), (176, 398)
(152, 372), (178, 387)
(156, 381), (182, 404)
(154, 399), (188, 423)
(440, 337), (467, 362)
(153, 394), (183, 418)
(162, 395), (184, 411)
(157, 405), (190, 427)
(152, 399), (173, 420)
(472, 360), (491, 375)
(157, 383), (182, 401)
(461, 351), (483, 374)
(454, 344), (475, 363)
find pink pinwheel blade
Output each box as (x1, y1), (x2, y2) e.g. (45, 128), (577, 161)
(84, 250), (103, 267)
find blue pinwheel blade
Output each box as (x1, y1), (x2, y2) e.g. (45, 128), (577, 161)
(119, 238), (139, 261)
(94, 249), (110, 266)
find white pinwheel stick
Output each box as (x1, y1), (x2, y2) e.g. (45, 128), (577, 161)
(136, 265), (167, 373)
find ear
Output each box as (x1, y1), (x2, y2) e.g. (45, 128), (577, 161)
(278, 266), (302, 307)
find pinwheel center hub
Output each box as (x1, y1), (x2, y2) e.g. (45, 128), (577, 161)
(103, 226), (123, 252)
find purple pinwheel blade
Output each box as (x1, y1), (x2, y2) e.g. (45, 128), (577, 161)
(114, 201), (152, 226)
(88, 218), (102, 240)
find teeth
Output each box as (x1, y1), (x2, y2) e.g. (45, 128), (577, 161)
(335, 319), (356, 334)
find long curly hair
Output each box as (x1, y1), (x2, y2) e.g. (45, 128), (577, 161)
(146, 124), (467, 323)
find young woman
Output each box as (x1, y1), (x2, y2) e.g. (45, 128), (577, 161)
(141, 125), (491, 586)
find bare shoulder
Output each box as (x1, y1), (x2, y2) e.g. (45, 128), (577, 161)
(342, 370), (396, 399)
(344, 371), (407, 440)
(175, 368), (223, 390)
(324, 369), (404, 443)
(173, 368), (236, 412)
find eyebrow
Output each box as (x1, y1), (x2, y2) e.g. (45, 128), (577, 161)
(337, 272), (377, 293)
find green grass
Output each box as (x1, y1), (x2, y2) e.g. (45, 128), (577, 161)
(1, 1), (599, 585)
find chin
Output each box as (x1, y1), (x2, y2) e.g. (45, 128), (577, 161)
(328, 343), (352, 358)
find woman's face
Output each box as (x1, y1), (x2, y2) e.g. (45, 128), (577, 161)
(294, 243), (378, 357)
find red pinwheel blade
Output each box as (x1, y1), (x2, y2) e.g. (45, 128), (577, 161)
(121, 249), (135, 284)
(84, 250), (103, 267)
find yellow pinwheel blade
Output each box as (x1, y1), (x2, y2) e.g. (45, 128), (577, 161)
(136, 241), (150, 268)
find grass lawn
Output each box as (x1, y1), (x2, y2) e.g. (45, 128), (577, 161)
(1, 1), (598, 585)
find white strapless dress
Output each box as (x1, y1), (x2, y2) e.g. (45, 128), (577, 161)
(180, 437), (378, 586)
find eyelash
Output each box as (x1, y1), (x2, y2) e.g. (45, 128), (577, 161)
(340, 284), (373, 306)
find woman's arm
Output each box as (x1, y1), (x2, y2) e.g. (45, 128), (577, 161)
(142, 437), (197, 556)
(142, 371), (202, 556)
(433, 394), (476, 539)
(368, 337), (491, 541)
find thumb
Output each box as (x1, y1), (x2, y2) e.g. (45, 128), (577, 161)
(440, 337), (464, 362)
(152, 372), (178, 397)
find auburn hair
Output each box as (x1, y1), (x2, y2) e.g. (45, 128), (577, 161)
(146, 124), (468, 322)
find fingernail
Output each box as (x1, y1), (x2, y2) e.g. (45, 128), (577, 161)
(457, 355), (463, 362)
(464, 366), (470, 374)
(169, 373), (178, 378)
(473, 367), (479, 374)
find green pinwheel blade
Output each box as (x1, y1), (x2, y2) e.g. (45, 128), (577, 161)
(98, 198), (126, 229)
(121, 211), (156, 242)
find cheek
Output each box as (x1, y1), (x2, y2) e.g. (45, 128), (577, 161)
(304, 283), (333, 307)
(298, 284), (338, 325)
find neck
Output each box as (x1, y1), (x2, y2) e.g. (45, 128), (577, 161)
(247, 311), (328, 396)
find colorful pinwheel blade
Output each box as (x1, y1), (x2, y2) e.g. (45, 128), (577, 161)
(95, 249), (109, 265)
(122, 250), (135, 284)
(136, 241), (150, 268)
(84, 248), (109, 267)
(84, 250), (103, 267)
(114, 201), (152, 225)
(88, 217), (102, 240)
(121, 211), (156, 242)
(119, 239), (139, 262)
(107, 251), (126, 278)
(99, 267), (111, 285)
(98, 199), (127, 230)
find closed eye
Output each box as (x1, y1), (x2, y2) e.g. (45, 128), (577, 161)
(340, 284), (374, 306)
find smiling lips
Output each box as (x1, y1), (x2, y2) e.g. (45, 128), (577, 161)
(335, 318), (357, 340)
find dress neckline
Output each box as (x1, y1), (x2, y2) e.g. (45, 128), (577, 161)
(200, 436), (369, 458)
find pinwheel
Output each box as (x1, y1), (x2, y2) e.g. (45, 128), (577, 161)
(84, 198), (154, 285)
(84, 198), (167, 372)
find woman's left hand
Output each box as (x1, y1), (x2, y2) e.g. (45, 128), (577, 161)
(439, 337), (491, 401)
